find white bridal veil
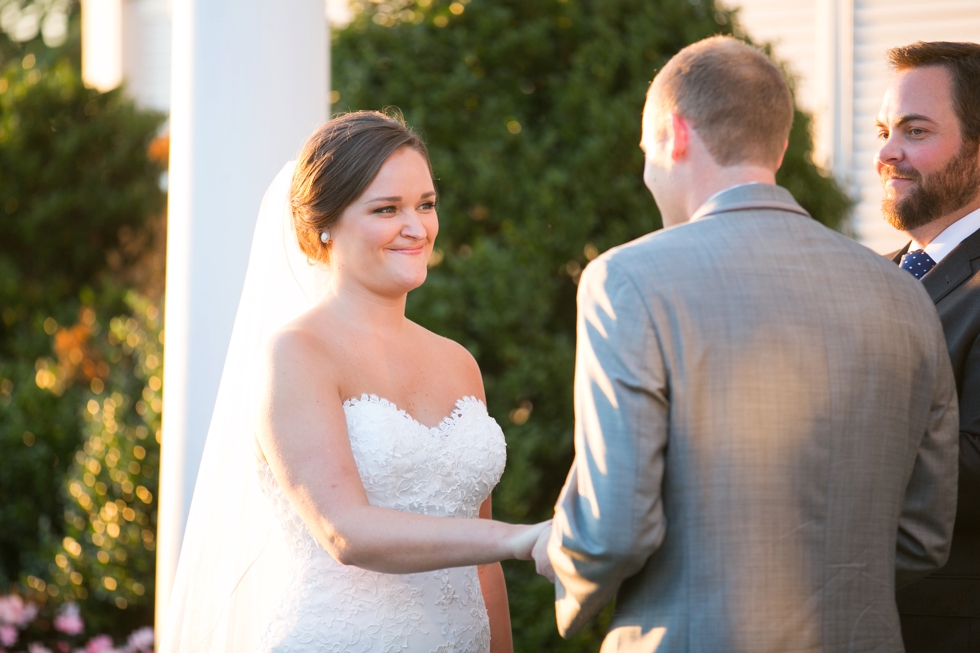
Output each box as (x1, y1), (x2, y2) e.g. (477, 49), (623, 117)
(159, 162), (330, 652)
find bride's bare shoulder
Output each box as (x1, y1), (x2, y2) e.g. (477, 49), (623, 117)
(262, 310), (342, 384)
(410, 322), (485, 400)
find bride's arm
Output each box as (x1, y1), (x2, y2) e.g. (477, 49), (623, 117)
(478, 497), (514, 653)
(255, 328), (547, 573)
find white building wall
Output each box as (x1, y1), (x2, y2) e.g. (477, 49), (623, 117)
(728, 0), (980, 254)
(122, 0), (172, 114)
(730, 0), (819, 115)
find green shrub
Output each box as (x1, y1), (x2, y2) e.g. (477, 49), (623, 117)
(0, 58), (164, 320)
(0, 43), (165, 639)
(37, 294), (162, 635)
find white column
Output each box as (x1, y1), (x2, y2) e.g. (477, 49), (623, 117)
(80, 0), (124, 92)
(157, 0), (327, 631)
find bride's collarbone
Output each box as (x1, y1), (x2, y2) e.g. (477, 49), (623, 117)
(337, 350), (480, 430)
(340, 377), (474, 430)
(295, 317), (481, 424)
(348, 393), (471, 432)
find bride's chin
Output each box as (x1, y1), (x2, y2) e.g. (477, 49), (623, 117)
(402, 271), (428, 292)
(389, 265), (428, 289)
(373, 272), (427, 298)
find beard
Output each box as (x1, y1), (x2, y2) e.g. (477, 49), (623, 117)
(881, 141), (980, 232)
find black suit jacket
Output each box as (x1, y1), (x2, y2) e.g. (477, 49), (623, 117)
(892, 226), (980, 618)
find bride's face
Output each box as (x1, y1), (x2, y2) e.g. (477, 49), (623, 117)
(329, 147), (438, 297)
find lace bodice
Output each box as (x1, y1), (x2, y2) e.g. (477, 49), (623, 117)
(258, 395), (507, 653)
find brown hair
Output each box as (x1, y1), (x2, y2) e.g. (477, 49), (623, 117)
(650, 36), (793, 168)
(887, 41), (980, 145)
(291, 110), (432, 263)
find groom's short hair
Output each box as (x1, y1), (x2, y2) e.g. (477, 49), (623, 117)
(649, 36), (793, 169)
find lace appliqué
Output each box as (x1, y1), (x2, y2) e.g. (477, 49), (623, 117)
(258, 396), (505, 653)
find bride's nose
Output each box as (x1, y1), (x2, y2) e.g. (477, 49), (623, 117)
(400, 210), (427, 240)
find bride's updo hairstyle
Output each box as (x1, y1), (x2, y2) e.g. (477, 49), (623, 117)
(291, 110), (432, 264)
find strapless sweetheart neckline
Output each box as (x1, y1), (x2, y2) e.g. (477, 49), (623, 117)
(343, 393), (483, 434)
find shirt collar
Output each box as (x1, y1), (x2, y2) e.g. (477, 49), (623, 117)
(912, 206), (980, 264)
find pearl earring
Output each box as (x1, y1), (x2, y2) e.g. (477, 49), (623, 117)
(320, 231), (330, 244)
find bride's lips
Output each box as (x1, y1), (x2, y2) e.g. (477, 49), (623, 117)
(387, 246), (426, 255)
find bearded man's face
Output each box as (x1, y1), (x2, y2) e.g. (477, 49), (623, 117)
(875, 65), (980, 233)
(879, 140), (980, 232)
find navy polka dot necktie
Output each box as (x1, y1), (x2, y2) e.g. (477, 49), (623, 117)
(900, 249), (937, 280)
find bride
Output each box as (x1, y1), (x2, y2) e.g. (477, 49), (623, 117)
(159, 111), (549, 653)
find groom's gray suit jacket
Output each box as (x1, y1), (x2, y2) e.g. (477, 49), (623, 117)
(549, 184), (960, 652)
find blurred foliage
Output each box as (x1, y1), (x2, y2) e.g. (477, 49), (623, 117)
(0, 57), (165, 325)
(0, 0), (73, 51)
(29, 294), (162, 635)
(0, 0), (79, 86)
(0, 22), (165, 639)
(333, 0), (851, 649)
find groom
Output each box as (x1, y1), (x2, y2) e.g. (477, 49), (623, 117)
(533, 36), (960, 651)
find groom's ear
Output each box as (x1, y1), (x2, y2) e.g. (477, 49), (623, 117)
(775, 138), (789, 171)
(668, 113), (690, 162)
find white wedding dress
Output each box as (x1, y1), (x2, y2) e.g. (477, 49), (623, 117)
(257, 394), (507, 653)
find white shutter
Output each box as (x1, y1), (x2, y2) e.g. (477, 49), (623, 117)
(730, 0), (820, 114)
(122, 0), (173, 114)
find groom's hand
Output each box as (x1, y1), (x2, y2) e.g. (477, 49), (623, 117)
(532, 524), (555, 583)
(510, 520), (551, 561)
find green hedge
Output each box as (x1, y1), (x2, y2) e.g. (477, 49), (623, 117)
(0, 38), (164, 637)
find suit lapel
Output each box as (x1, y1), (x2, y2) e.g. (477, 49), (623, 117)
(922, 227), (980, 304)
(889, 243), (910, 266)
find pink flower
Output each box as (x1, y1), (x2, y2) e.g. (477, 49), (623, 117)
(53, 603), (84, 636)
(84, 634), (114, 653)
(0, 624), (17, 647)
(29, 643), (54, 653)
(125, 627), (154, 653)
(0, 594), (36, 627)
(22, 604), (39, 628)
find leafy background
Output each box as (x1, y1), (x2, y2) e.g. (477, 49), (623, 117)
(0, 0), (850, 649)
(0, 3), (166, 638)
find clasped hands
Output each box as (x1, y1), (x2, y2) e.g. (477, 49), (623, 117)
(511, 520), (555, 583)
(532, 523), (555, 583)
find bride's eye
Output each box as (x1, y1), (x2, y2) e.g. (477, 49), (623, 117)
(373, 205), (397, 215)
(419, 201), (437, 211)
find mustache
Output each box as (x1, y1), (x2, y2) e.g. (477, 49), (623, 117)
(879, 163), (922, 182)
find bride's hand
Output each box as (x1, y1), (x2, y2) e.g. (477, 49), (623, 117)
(509, 520), (551, 561)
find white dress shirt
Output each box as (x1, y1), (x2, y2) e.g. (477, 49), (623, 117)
(911, 207), (980, 265)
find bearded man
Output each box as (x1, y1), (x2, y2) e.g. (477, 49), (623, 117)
(876, 40), (980, 651)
